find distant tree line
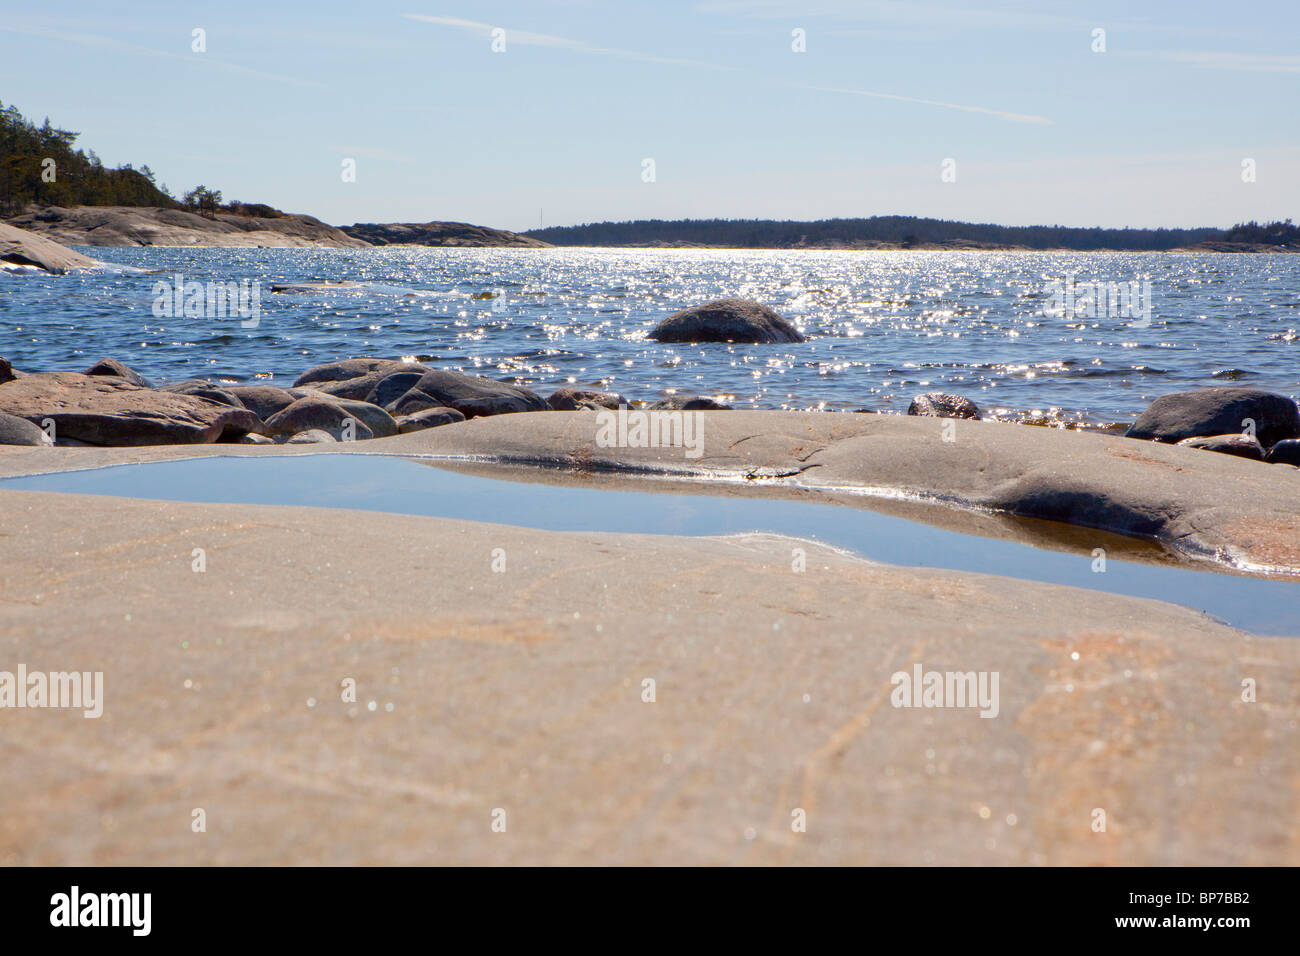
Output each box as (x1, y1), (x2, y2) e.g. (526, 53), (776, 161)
(524, 216), (1249, 251)
(1221, 219), (1299, 246)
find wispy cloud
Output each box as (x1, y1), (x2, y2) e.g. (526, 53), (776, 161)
(1124, 50), (1300, 74)
(401, 13), (739, 71)
(804, 84), (1052, 125)
(0, 21), (327, 89)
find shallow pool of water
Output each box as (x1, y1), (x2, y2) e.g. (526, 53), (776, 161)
(4, 455), (1297, 635)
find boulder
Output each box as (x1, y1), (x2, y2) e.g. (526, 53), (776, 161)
(647, 298), (805, 344)
(395, 406), (466, 433)
(238, 432), (276, 445)
(284, 428), (337, 444)
(386, 389), (446, 417)
(84, 357), (154, 389)
(224, 385), (304, 420)
(1127, 387), (1300, 447)
(907, 393), (981, 420)
(0, 222), (103, 273)
(0, 411), (52, 446)
(1176, 434), (1265, 460)
(262, 398), (376, 441)
(0, 358), (14, 385)
(312, 395), (398, 438)
(293, 358), (413, 388)
(0, 372), (261, 446)
(402, 369), (548, 418)
(648, 395), (732, 411)
(167, 383), (246, 409)
(314, 366), (427, 402)
(1266, 439), (1300, 467)
(546, 387), (627, 411)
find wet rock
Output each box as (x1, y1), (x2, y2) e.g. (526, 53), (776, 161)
(0, 372), (261, 445)
(1176, 434), (1265, 460)
(293, 358), (412, 388)
(546, 387), (627, 411)
(1266, 439), (1300, 466)
(1127, 387), (1300, 448)
(84, 357), (154, 389)
(648, 394), (732, 411)
(907, 393), (981, 420)
(403, 369), (548, 418)
(224, 385), (304, 420)
(647, 298), (805, 344)
(284, 428), (337, 444)
(395, 406), (466, 433)
(0, 358), (14, 385)
(262, 397), (376, 441)
(0, 411), (52, 446)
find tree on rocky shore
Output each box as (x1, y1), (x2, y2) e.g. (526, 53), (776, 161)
(0, 101), (178, 214)
(182, 185), (223, 219)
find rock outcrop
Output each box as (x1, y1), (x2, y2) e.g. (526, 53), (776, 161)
(0, 222), (104, 274)
(6, 205), (368, 249)
(342, 221), (550, 248)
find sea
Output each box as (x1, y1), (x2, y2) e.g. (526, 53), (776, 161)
(2, 246), (1297, 427)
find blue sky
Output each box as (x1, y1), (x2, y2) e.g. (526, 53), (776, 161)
(2, 1), (1297, 231)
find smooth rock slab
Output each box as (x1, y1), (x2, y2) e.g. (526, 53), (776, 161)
(907, 393), (981, 420)
(1176, 434), (1265, 460)
(0, 373), (261, 446)
(1127, 387), (1300, 447)
(647, 298), (805, 344)
(404, 369), (548, 418)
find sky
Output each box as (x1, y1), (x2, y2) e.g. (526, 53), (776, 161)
(1, 0), (1297, 232)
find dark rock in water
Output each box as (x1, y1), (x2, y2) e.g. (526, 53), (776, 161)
(262, 397), (376, 441)
(547, 387), (628, 411)
(395, 406), (466, 433)
(1127, 387), (1300, 448)
(0, 372), (260, 445)
(224, 385), (303, 420)
(312, 395), (397, 438)
(907, 393), (981, 420)
(284, 428), (337, 444)
(1266, 439), (1300, 466)
(648, 395), (732, 411)
(84, 357), (154, 389)
(293, 358), (412, 388)
(403, 369), (548, 418)
(0, 411), (52, 446)
(0, 358), (14, 385)
(648, 298), (805, 344)
(1176, 434), (1265, 460)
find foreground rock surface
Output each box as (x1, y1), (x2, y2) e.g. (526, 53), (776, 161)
(0, 372), (260, 445)
(0, 489), (1294, 864)
(647, 298), (806, 344)
(1127, 387), (1300, 447)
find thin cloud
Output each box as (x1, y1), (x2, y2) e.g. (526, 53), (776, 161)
(401, 13), (739, 71)
(805, 84), (1052, 125)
